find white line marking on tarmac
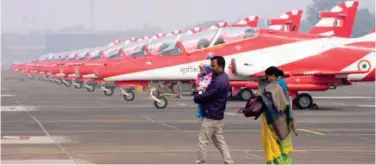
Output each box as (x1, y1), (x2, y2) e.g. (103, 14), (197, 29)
(14, 100), (78, 163)
(355, 136), (375, 142)
(331, 102), (346, 106)
(144, 117), (181, 131)
(176, 103), (187, 107)
(225, 112), (242, 116)
(327, 134), (375, 136)
(1, 94), (15, 97)
(0, 159), (94, 164)
(313, 96), (374, 99)
(296, 129), (327, 135)
(356, 104), (375, 108)
(1, 106), (38, 112)
(1, 136), (71, 144)
(1, 147), (374, 155)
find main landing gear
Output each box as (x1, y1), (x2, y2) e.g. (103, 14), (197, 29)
(227, 87), (253, 101)
(101, 84), (115, 96)
(149, 88), (168, 109)
(292, 92), (319, 110)
(121, 87), (135, 101)
(84, 81), (96, 92)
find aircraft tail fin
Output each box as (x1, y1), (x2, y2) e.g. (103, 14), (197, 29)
(267, 9), (303, 32)
(186, 27), (204, 34)
(209, 21), (228, 29)
(308, 0), (359, 38)
(231, 16), (259, 27)
(166, 29), (183, 36)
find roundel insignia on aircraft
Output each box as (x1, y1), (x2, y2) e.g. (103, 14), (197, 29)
(357, 60), (371, 72)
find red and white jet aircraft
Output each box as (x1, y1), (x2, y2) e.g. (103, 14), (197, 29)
(228, 0), (360, 101)
(89, 1), (368, 109)
(72, 13), (290, 102)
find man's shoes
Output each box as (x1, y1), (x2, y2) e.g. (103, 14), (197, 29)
(224, 160), (234, 164)
(196, 160), (206, 164)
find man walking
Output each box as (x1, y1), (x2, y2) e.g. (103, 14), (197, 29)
(193, 56), (233, 164)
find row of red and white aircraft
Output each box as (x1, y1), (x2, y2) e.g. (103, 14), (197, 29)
(12, 0), (375, 109)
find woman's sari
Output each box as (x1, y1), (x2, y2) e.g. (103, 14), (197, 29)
(260, 80), (294, 164)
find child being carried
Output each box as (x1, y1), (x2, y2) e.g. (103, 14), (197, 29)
(195, 62), (212, 119)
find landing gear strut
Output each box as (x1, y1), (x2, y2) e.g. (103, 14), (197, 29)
(63, 80), (72, 87)
(73, 81), (83, 89)
(84, 81), (96, 92)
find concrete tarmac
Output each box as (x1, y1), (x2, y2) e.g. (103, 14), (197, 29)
(1, 72), (375, 164)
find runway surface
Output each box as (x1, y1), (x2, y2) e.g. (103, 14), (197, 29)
(1, 71), (375, 164)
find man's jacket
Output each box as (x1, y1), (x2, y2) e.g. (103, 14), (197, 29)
(193, 72), (229, 120)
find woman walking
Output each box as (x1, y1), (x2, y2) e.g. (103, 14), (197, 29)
(259, 66), (295, 164)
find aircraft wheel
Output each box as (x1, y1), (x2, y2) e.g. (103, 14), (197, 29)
(74, 82), (83, 89)
(56, 80), (63, 85)
(154, 96), (168, 109)
(64, 81), (72, 87)
(104, 87), (114, 96)
(123, 90), (135, 101)
(239, 88), (253, 101)
(86, 85), (95, 92)
(294, 93), (313, 109)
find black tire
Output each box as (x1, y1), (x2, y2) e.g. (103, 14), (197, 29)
(86, 85), (95, 92)
(104, 87), (114, 96)
(311, 103), (319, 110)
(294, 93), (313, 109)
(239, 88), (253, 101)
(154, 96), (168, 109)
(123, 90), (135, 101)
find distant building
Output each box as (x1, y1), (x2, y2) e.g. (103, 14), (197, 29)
(1, 32), (46, 65)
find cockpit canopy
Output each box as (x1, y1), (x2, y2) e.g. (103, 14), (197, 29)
(180, 27), (258, 52)
(90, 50), (102, 60)
(106, 44), (124, 60)
(146, 35), (180, 56)
(140, 26), (259, 56)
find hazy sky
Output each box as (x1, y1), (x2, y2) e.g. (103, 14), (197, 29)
(1, 0), (375, 33)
